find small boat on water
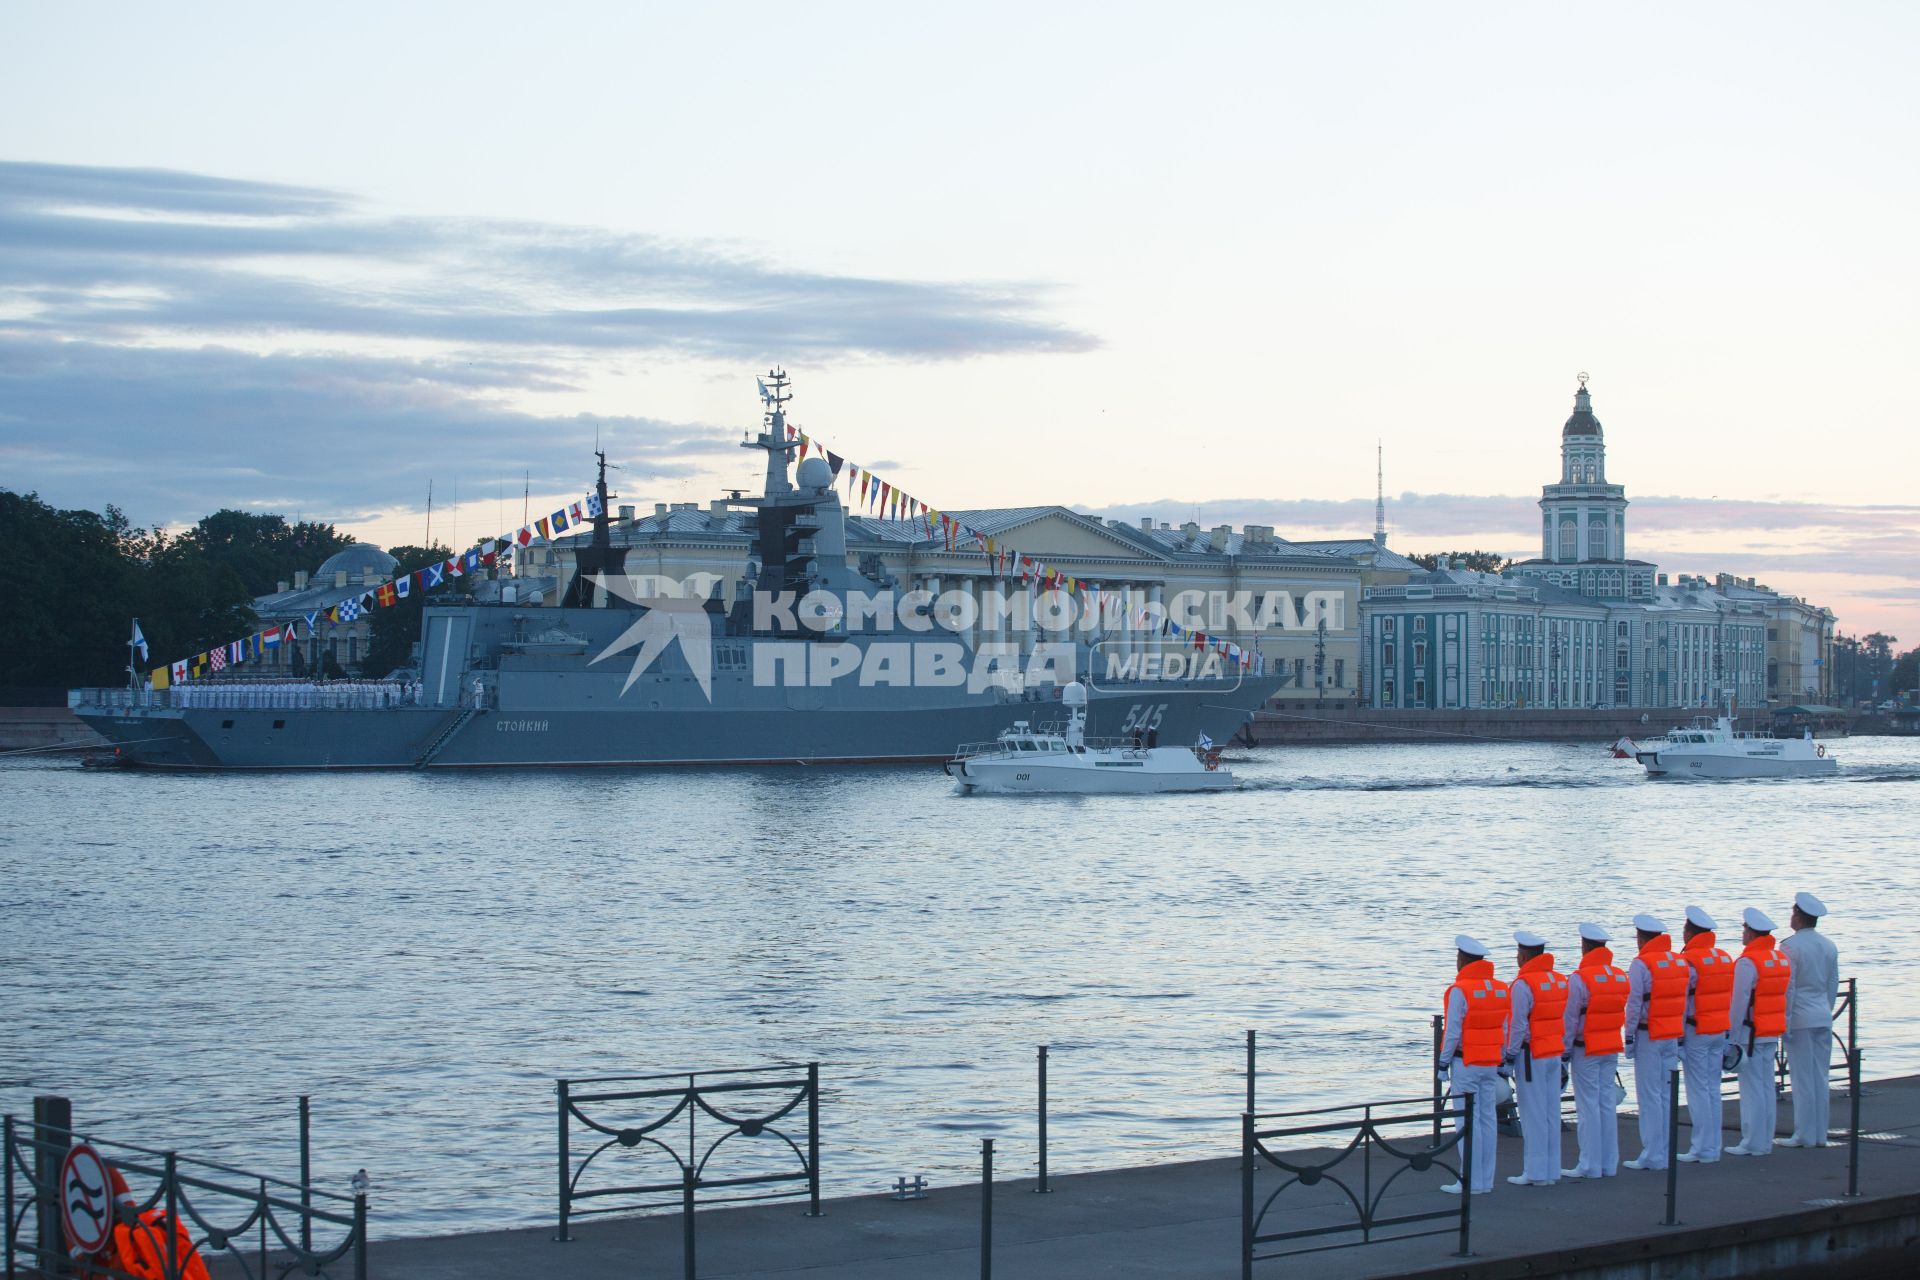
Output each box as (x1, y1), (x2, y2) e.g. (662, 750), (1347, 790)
(1620, 700), (1837, 780)
(945, 682), (1234, 795)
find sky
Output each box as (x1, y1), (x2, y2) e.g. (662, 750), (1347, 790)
(1, 1), (1914, 640)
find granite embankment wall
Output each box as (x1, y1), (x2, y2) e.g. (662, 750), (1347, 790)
(1248, 704), (1799, 746)
(0, 707), (106, 752)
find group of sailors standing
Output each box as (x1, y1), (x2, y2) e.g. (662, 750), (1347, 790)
(1438, 892), (1841, 1195)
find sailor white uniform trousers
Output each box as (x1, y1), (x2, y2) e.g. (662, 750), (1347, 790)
(1568, 1048), (1620, 1176)
(1739, 1038), (1780, 1154)
(1514, 1055), (1561, 1182)
(1631, 1035), (1679, 1168)
(1680, 1030), (1726, 1160)
(1449, 1062), (1501, 1193)
(1787, 1026), (1832, 1145)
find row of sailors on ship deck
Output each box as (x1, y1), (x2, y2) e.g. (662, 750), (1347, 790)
(1439, 892), (1840, 1195)
(166, 681), (423, 709)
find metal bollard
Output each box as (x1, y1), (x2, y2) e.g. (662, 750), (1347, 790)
(1035, 1046), (1051, 1194)
(1662, 1064), (1680, 1226)
(980, 1138), (994, 1280)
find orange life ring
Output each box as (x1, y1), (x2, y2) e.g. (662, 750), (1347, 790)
(1204, 750), (1220, 772)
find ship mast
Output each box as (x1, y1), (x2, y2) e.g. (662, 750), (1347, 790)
(743, 367), (800, 499)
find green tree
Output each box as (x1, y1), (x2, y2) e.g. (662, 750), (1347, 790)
(0, 491), (255, 688)
(1889, 647), (1918, 701)
(1410, 550), (1511, 573)
(181, 510), (353, 598)
(361, 543), (455, 676)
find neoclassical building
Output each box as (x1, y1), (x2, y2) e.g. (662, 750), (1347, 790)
(1361, 380), (1778, 710)
(550, 500), (1420, 703)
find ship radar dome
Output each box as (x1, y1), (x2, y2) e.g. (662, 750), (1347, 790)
(1062, 681), (1089, 707)
(315, 542), (398, 581)
(796, 456), (832, 492)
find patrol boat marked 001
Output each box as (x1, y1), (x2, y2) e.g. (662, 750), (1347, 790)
(72, 374), (1283, 769)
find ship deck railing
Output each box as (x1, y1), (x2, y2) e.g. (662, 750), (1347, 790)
(73, 681), (424, 712)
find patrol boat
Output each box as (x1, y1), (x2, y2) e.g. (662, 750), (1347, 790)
(71, 377), (1283, 769)
(945, 681), (1234, 795)
(1628, 699), (1838, 780)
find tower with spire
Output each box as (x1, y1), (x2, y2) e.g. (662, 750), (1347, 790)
(1373, 441), (1387, 549)
(1509, 375), (1656, 601)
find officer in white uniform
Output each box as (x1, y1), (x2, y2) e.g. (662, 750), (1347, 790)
(1561, 921), (1622, 1179)
(1677, 905), (1726, 1164)
(1502, 930), (1563, 1187)
(1621, 913), (1679, 1171)
(1727, 907), (1784, 1156)
(1779, 891), (1840, 1147)
(1438, 934), (1503, 1195)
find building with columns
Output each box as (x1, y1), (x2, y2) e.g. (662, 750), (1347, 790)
(550, 500), (1417, 704)
(1361, 379), (1782, 711)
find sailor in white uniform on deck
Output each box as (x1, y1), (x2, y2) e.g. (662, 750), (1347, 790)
(1727, 907), (1791, 1156)
(1438, 934), (1510, 1195)
(1779, 891), (1840, 1148)
(1622, 913), (1685, 1171)
(1561, 922), (1628, 1179)
(1503, 930), (1568, 1186)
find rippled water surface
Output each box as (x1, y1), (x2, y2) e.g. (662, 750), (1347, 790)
(4, 738), (1918, 1236)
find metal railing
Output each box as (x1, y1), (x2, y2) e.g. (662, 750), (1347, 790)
(4, 1100), (366, 1280)
(555, 1064), (820, 1279)
(1241, 1094), (1472, 1276)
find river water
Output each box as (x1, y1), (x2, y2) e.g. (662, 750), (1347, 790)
(4, 738), (1917, 1236)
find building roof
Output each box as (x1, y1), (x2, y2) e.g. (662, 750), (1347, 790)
(1290, 539), (1424, 571)
(1564, 384), (1603, 437)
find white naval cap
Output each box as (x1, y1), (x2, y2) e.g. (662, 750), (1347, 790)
(1685, 905), (1716, 931)
(1795, 891), (1828, 917)
(1632, 912), (1668, 934)
(1743, 907), (1777, 932)
(1578, 921), (1612, 943)
(1455, 934), (1489, 957)
(1512, 930), (1547, 948)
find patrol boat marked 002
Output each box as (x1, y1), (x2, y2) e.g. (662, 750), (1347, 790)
(72, 374), (1283, 769)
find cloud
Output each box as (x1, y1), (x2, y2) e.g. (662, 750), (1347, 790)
(0, 158), (1095, 520)
(0, 159), (1095, 358)
(0, 335), (734, 521)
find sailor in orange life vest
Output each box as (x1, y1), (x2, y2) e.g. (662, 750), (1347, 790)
(1621, 912), (1686, 1171)
(1677, 905), (1735, 1163)
(1779, 890), (1840, 1148)
(1561, 921), (1628, 1179)
(1727, 906), (1792, 1156)
(1438, 933), (1510, 1195)
(1502, 930), (1568, 1186)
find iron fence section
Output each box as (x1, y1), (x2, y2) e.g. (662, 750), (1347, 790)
(555, 1064), (820, 1277)
(4, 1110), (366, 1280)
(1240, 1094), (1471, 1276)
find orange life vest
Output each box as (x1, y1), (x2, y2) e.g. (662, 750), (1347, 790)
(1680, 931), (1735, 1035)
(1638, 935), (1688, 1041)
(1742, 935), (1792, 1042)
(1516, 953), (1570, 1060)
(1576, 947), (1630, 1054)
(91, 1164), (213, 1280)
(1446, 958), (1511, 1068)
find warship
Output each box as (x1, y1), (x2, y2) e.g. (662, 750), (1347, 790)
(72, 378), (1282, 769)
